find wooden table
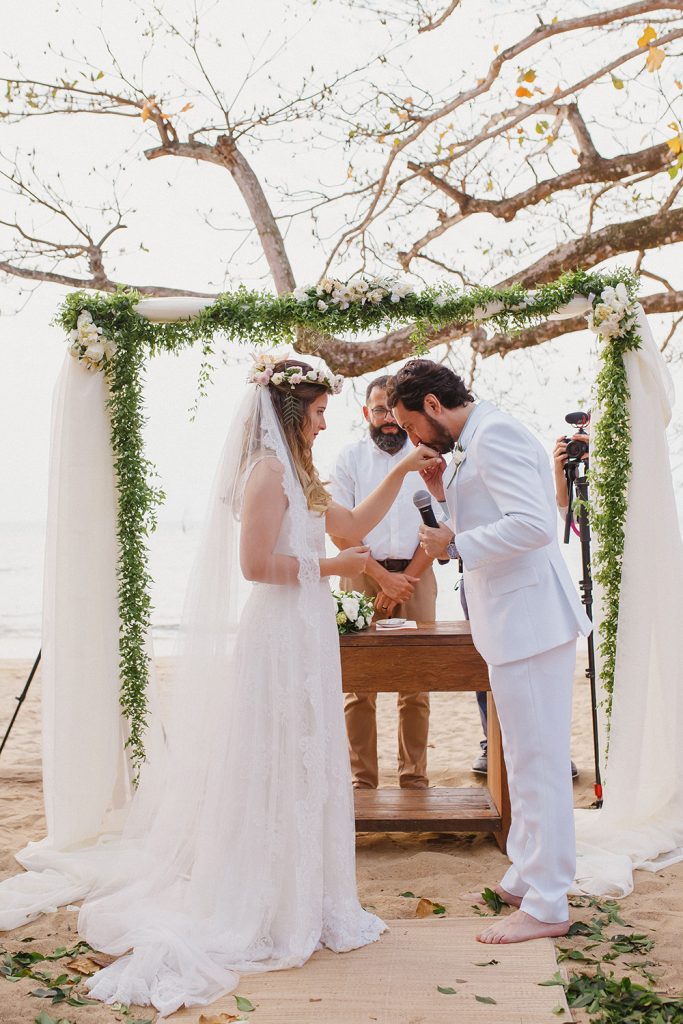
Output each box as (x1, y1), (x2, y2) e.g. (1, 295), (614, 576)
(340, 621), (511, 851)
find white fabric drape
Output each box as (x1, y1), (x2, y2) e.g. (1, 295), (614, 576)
(573, 307), (683, 897)
(31, 355), (131, 850)
(0, 355), (165, 927)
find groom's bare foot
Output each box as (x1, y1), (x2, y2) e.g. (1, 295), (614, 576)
(477, 910), (570, 944)
(461, 885), (522, 908)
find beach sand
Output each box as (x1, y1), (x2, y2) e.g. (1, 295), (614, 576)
(1, 655), (682, 1023)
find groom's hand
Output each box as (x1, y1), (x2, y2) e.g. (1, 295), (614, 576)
(419, 522), (453, 560)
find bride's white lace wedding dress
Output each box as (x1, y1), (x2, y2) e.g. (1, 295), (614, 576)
(81, 501), (385, 1014)
(0, 386), (384, 1017)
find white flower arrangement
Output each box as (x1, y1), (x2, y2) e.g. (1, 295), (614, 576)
(68, 310), (116, 372)
(332, 589), (375, 635)
(247, 350), (344, 394)
(293, 275), (416, 310)
(586, 283), (638, 342)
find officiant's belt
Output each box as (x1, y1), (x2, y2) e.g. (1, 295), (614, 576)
(376, 558), (412, 573)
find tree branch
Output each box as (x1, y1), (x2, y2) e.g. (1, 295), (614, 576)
(144, 136), (296, 293)
(472, 289), (683, 358)
(503, 206), (683, 287)
(0, 260), (215, 297)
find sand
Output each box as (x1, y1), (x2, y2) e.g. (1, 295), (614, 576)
(1, 654), (682, 1023)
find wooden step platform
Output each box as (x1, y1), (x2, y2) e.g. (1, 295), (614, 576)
(353, 785), (502, 834)
(341, 622), (511, 850)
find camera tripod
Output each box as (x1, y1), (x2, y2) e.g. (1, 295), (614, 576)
(563, 454), (603, 808)
(0, 649), (41, 758)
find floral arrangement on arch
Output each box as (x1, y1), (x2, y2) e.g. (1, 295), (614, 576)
(586, 282), (638, 342)
(68, 310), (116, 371)
(332, 589), (375, 635)
(293, 275), (415, 311)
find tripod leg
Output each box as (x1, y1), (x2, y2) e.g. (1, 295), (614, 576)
(0, 649), (41, 758)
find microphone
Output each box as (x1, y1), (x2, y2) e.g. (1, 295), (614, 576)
(413, 490), (450, 566)
(565, 410), (590, 429)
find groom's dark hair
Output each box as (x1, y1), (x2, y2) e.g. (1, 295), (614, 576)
(386, 359), (474, 411)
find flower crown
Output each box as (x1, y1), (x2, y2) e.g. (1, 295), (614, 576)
(247, 351), (344, 394)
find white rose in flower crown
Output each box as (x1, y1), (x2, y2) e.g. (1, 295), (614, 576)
(368, 288), (386, 304)
(317, 300), (328, 312)
(293, 286), (309, 303)
(288, 371), (304, 384)
(271, 372), (285, 385)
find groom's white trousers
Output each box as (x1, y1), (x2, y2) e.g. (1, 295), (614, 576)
(489, 639), (576, 923)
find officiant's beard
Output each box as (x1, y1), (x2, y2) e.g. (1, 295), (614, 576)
(369, 422), (408, 454)
(419, 410), (456, 454)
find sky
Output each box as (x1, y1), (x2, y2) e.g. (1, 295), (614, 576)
(2, 0), (682, 535)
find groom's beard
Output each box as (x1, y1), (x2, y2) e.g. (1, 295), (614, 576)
(370, 422), (408, 454)
(420, 410), (455, 454)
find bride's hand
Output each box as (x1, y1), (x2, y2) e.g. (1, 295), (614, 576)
(400, 443), (441, 475)
(332, 545), (370, 578)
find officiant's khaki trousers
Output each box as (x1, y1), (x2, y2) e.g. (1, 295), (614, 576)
(340, 567), (436, 789)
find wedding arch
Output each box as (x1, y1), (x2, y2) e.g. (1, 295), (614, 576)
(21, 263), (680, 901)
(58, 266), (638, 774)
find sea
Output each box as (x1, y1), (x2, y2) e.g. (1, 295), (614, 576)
(0, 517), (586, 661)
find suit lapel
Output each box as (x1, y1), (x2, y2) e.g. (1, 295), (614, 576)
(450, 401), (498, 528)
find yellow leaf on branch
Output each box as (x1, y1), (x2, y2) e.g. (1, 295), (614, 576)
(515, 86), (533, 99)
(638, 24), (657, 47)
(180, 102), (193, 113)
(522, 69), (536, 83)
(667, 135), (682, 155)
(645, 46), (665, 72)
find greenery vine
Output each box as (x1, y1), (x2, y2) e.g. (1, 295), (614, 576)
(56, 266), (640, 775)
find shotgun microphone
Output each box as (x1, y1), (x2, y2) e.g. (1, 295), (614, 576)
(413, 489), (450, 566)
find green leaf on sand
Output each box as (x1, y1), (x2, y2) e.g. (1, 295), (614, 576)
(234, 995), (255, 1013)
(539, 971), (566, 988)
(481, 888), (504, 914)
(475, 994), (497, 1004)
(437, 985), (456, 994)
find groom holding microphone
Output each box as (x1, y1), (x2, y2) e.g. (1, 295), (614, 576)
(386, 359), (591, 944)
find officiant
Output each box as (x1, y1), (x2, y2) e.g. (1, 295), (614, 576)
(330, 375), (437, 790)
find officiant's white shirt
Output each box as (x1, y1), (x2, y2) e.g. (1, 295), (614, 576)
(330, 436), (424, 560)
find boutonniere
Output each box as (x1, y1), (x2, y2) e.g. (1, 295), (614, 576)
(446, 443), (466, 488)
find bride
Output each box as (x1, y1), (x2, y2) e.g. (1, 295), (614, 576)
(4, 355), (439, 1016)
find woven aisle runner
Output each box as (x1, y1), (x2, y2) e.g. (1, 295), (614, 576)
(170, 918), (571, 1023)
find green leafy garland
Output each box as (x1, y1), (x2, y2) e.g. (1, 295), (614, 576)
(56, 266), (640, 776)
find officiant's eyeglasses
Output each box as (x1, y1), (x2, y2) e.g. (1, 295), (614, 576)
(369, 406), (395, 420)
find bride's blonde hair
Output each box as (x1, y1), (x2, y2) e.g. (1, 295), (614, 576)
(268, 359), (331, 514)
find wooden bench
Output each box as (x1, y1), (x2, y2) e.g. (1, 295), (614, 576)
(339, 621), (511, 851)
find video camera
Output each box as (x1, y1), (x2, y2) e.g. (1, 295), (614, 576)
(562, 411), (590, 468)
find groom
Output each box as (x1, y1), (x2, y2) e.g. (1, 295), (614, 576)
(386, 360), (591, 944)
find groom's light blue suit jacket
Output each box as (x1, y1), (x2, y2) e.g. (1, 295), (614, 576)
(445, 401), (591, 667)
